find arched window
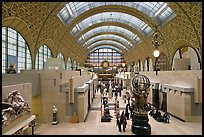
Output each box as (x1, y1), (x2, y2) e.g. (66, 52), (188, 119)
(88, 47), (123, 72)
(155, 53), (170, 71)
(35, 45), (53, 70)
(138, 60), (141, 71)
(144, 57), (151, 71)
(2, 27), (32, 73)
(172, 47), (201, 70)
(57, 53), (66, 70)
(67, 57), (72, 70)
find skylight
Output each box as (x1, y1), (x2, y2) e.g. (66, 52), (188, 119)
(78, 26), (141, 45)
(58, 2), (176, 26)
(70, 12), (153, 37)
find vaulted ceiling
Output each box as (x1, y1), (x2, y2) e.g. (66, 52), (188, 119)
(2, 2), (202, 66)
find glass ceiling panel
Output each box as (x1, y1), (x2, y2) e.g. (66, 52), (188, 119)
(57, 6), (72, 25)
(71, 12), (153, 37)
(58, 2), (176, 26)
(78, 26), (141, 45)
(86, 40), (128, 51)
(82, 34), (133, 48)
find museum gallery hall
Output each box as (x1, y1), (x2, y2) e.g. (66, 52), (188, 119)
(2, 2), (202, 135)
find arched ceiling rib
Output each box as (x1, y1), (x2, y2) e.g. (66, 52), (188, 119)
(86, 40), (128, 51)
(66, 5), (157, 30)
(80, 32), (137, 48)
(77, 24), (142, 46)
(86, 44), (127, 54)
(83, 38), (131, 50)
(82, 34), (133, 48)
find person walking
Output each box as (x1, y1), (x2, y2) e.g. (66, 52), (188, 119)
(115, 111), (119, 126)
(122, 111), (127, 132)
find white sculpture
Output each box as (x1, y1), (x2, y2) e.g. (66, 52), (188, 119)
(2, 90), (31, 128)
(2, 107), (16, 127)
(109, 84), (113, 99)
(4, 90), (31, 114)
(52, 106), (58, 125)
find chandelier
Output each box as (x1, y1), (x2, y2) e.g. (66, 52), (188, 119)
(152, 26), (160, 58)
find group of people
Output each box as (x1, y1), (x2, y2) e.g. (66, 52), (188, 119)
(98, 80), (132, 132)
(115, 100), (134, 132)
(98, 81), (122, 99)
(115, 110), (127, 132)
(149, 108), (170, 123)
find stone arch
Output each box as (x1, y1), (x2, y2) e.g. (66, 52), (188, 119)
(171, 39), (201, 68)
(77, 22), (146, 46)
(155, 52), (171, 71)
(2, 16), (34, 67)
(68, 5), (156, 30)
(84, 38), (130, 51)
(37, 38), (56, 58)
(2, 16), (33, 48)
(144, 57), (154, 71)
(80, 32), (136, 48)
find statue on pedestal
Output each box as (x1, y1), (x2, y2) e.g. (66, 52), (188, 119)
(52, 106), (58, 125)
(131, 74), (151, 135)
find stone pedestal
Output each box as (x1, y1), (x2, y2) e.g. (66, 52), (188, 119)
(131, 112), (151, 135)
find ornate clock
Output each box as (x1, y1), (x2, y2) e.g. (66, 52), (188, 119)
(101, 60), (109, 68)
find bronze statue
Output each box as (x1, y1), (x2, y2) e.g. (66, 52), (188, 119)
(131, 74), (151, 135)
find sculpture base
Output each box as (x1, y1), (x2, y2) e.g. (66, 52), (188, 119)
(52, 121), (58, 125)
(131, 112), (151, 135)
(101, 116), (111, 122)
(2, 113), (32, 135)
(131, 123), (151, 135)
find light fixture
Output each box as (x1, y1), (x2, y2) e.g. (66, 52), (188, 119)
(153, 49), (160, 58)
(122, 63), (126, 67)
(152, 26), (160, 58)
(113, 65), (117, 69)
(152, 26), (160, 75)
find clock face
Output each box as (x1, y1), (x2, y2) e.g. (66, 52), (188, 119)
(102, 61), (109, 68)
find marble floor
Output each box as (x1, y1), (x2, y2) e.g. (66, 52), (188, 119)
(34, 91), (202, 135)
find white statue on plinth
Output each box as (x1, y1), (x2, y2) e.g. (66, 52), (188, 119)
(52, 106), (58, 125)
